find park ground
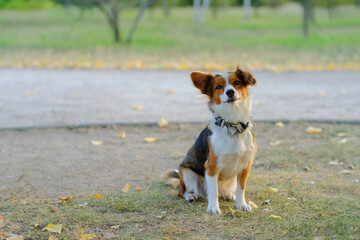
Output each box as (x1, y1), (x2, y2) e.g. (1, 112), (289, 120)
(0, 122), (359, 239)
(0, 4), (360, 71)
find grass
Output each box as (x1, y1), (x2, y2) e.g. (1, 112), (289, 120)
(0, 4), (360, 70)
(0, 122), (359, 239)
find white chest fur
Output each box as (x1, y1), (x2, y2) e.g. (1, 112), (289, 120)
(209, 124), (255, 180)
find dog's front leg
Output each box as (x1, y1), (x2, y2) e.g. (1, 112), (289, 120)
(205, 171), (221, 215)
(236, 161), (252, 212)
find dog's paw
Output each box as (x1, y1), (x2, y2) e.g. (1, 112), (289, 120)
(222, 193), (236, 201)
(207, 205), (222, 215)
(236, 202), (252, 212)
(185, 193), (198, 203)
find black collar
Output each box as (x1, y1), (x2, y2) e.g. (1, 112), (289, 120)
(214, 116), (249, 135)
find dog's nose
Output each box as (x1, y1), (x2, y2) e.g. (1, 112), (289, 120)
(226, 89), (234, 97)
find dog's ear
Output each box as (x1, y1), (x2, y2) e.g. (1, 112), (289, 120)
(191, 71), (213, 95)
(235, 66), (256, 86)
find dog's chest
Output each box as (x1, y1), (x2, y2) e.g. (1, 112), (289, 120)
(210, 127), (255, 180)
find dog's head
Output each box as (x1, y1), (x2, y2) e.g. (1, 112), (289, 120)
(191, 66), (256, 106)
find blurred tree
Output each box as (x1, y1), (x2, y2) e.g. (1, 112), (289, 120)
(53, 0), (158, 43)
(303, 0), (311, 38)
(193, 0), (210, 24)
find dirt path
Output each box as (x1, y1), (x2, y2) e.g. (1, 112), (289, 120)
(1, 122), (358, 198)
(1, 69), (359, 129)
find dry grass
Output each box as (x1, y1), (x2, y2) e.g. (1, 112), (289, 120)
(1, 122), (359, 239)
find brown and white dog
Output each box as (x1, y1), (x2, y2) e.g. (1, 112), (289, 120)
(163, 66), (257, 215)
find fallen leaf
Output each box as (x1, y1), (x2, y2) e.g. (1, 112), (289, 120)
(121, 183), (130, 193)
(33, 223), (39, 229)
(164, 90), (175, 95)
(248, 201), (258, 209)
(118, 131), (126, 139)
(337, 132), (347, 137)
(103, 231), (118, 239)
(59, 196), (72, 202)
(319, 91), (326, 96)
(270, 140), (281, 147)
(306, 127), (322, 134)
(0, 216), (4, 228)
(155, 215), (166, 219)
(48, 236), (58, 240)
(158, 118), (169, 128)
(329, 160), (344, 166)
(42, 224), (63, 234)
(287, 197), (296, 200)
(348, 164), (355, 170)
(337, 138), (348, 144)
(93, 193), (101, 199)
(267, 187), (278, 193)
(320, 213), (325, 217)
(110, 225), (121, 230)
(229, 208), (243, 217)
(135, 187), (143, 191)
(339, 170), (351, 175)
(91, 141), (102, 146)
(263, 200), (271, 205)
(74, 202), (88, 208)
(4, 233), (24, 240)
(275, 122), (284, 128)
(133, 105), (143, 110)
(79, 229), (97, 240)
(144, 137), (156, 143)
(23, 90), (38, 97)
(284, 202), (290, 206)
(342, 90), (347, 95)
(269, 214), (283, 220)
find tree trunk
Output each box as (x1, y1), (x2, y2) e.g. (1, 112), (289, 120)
(243, 0), (251, 21)
(126, 0), (158, 44)
(303, 0), (311, 38)
(162, 0), (170, 16)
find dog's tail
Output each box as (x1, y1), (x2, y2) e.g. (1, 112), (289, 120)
(162, 169), (180, 188)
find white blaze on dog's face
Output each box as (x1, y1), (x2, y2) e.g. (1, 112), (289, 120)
(191, 67), (256, 106)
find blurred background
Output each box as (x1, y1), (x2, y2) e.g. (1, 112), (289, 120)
(0, 0), (359, 71)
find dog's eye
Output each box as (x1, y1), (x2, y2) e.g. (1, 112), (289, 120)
(233, 81), (241, 85)
(215, 85), (223, 90)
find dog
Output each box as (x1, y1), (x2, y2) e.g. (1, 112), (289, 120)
(163, 66), (257, 215)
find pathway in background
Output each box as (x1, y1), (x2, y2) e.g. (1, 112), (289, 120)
(0, 69), (359, 129)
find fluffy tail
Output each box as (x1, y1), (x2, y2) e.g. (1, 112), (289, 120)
(162, 169), (180, 188)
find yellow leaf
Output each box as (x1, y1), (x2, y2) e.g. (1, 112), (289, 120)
(135, 187), (143, 191)
(179, 62), (187, 70)
(158, 118), (169, 128)
(122, 183), (130, 193)
(94, 61), (103, 69)
(248, 201), (258, 209)
(48, 236), (58, 240)
(164, 90), (175, 95)
(79, 229), (97, 240)
(42, 224), (63, 234)
(118, 131), (126, 139)
(268, 214), (283, 220)
(110, 225), (121, 230)
(133, 105), (143, 110)
(93, 193), (101, 199)
(58, 196), (72, 202)
(270, 140), (281, 147)
(23, 90), (38, 97)
(144, 137), (156, 143)
(306, 127), (322, 134)
(91, 141), (102, 146)
(267, 187), (278, 193)
(275, 122), (284, 128)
